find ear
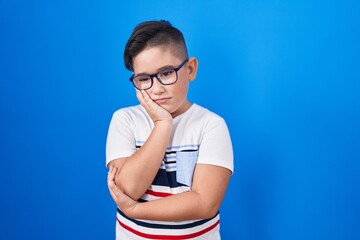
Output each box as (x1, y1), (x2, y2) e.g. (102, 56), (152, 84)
(186, 57), (198, 82)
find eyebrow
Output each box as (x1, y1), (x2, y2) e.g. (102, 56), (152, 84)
(134, 64), (177, 76)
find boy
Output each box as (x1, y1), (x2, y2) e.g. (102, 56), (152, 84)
(106, 20), (233, 240)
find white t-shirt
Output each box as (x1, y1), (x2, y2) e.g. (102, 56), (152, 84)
(106, 103), (233, 240)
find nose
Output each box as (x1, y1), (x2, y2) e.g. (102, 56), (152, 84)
(150, 76), (165, 95)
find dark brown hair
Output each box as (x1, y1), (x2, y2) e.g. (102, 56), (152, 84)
(124, 20), (188, 71)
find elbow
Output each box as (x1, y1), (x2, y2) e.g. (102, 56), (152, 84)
(197, 197), (221, 219)
(115, 176), (144, 201)
(202, 203), (220, 219)
(193, 190), (222, 219)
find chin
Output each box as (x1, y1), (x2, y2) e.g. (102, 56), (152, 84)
(166, 107), (176, 115)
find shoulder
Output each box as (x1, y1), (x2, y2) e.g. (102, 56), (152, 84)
(176, 104), (228, 135)
(109, 105), (152, 128)
(112, 105), (148, 120)
(192, 104), (223, 119)
(191, 104), (227, 127)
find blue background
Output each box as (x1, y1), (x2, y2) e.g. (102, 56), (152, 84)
(1, 0), (359, 239)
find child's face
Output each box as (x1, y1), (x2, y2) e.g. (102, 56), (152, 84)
(132, 46), (197, 118)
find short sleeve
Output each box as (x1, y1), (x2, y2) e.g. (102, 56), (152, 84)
(197, 118), (234, 173)
(105, 110), (137, 166)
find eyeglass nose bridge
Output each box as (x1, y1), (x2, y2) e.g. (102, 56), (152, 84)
(147, 73), (166, 89)
(130, 59), (187, 90)
(148, 73), (166, 90)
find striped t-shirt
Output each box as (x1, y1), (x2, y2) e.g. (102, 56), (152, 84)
(106, 104), (233, 239)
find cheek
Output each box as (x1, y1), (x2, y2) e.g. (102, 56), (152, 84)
(174, 80), (189, 96)
(177, 73), (189, 91)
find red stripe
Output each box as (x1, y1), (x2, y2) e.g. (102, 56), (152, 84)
(145, 189), (173, 197)
(117, 218), (220, 239)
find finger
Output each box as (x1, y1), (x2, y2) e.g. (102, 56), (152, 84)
(109, 180), (122, 198)
(141, 90), (154, 104)
(142, 90), (161, 112)
(137, 90), (156, 114)
(107, 167), (128, 200)
(108, 180), (120, 202)
(108, 183), (118, 202)
(136, 90), (149, 108)
(135, 89), (143, 101)
(107, 167), (118, 197)
(108, 167), (121, 202)
(107, 166), (116, 182)
(108, 178), (129, 210)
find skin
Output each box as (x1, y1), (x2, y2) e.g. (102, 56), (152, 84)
(107, 46), (232, 221)
(132, 45), (195, 119)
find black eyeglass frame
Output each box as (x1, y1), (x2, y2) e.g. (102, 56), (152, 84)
(129, 59), (189, 90)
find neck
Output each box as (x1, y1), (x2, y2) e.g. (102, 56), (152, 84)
(171, 101), (192, 118)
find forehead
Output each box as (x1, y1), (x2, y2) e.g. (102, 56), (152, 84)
(132, 46), (182, 74)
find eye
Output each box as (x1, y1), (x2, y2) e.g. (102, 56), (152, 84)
(160, 69), (175, 78)
(135, 76), (151, 82)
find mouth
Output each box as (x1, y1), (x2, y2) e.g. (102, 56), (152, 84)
(154, 97), (171, 104)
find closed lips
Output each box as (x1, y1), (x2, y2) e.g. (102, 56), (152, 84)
(155, 98), (171, 103)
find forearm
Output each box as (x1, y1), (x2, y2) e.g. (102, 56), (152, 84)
(130, 190), (219, 221)
(108, 164), (231, 222)
(113, 121), (172, 199)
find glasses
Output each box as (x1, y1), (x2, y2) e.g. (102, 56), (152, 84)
(129, 59), (188, 90)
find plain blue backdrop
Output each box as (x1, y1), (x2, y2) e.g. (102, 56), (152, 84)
(1, 0), (359, 239)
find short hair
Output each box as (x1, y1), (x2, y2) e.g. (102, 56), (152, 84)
(124, 20), (188, 71)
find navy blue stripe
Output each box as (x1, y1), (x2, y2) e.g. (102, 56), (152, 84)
(166, 148), (199, 155)
(117, 208), (219, 229)
(163, 159), (176, 164)
(165, 149), (198, 154)
(134, 145), (198, 188)
(152, 169), (186, 188)
(135, 145), (198, 154)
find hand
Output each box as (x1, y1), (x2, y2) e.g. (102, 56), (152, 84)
(108, 166), (138, 217)
(136, 90), (172, 123)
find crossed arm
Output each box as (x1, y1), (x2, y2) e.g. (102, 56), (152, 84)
(107, 90), (231, 221)
(107, 90), (173, 200)
(108, 163), (231, 221)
